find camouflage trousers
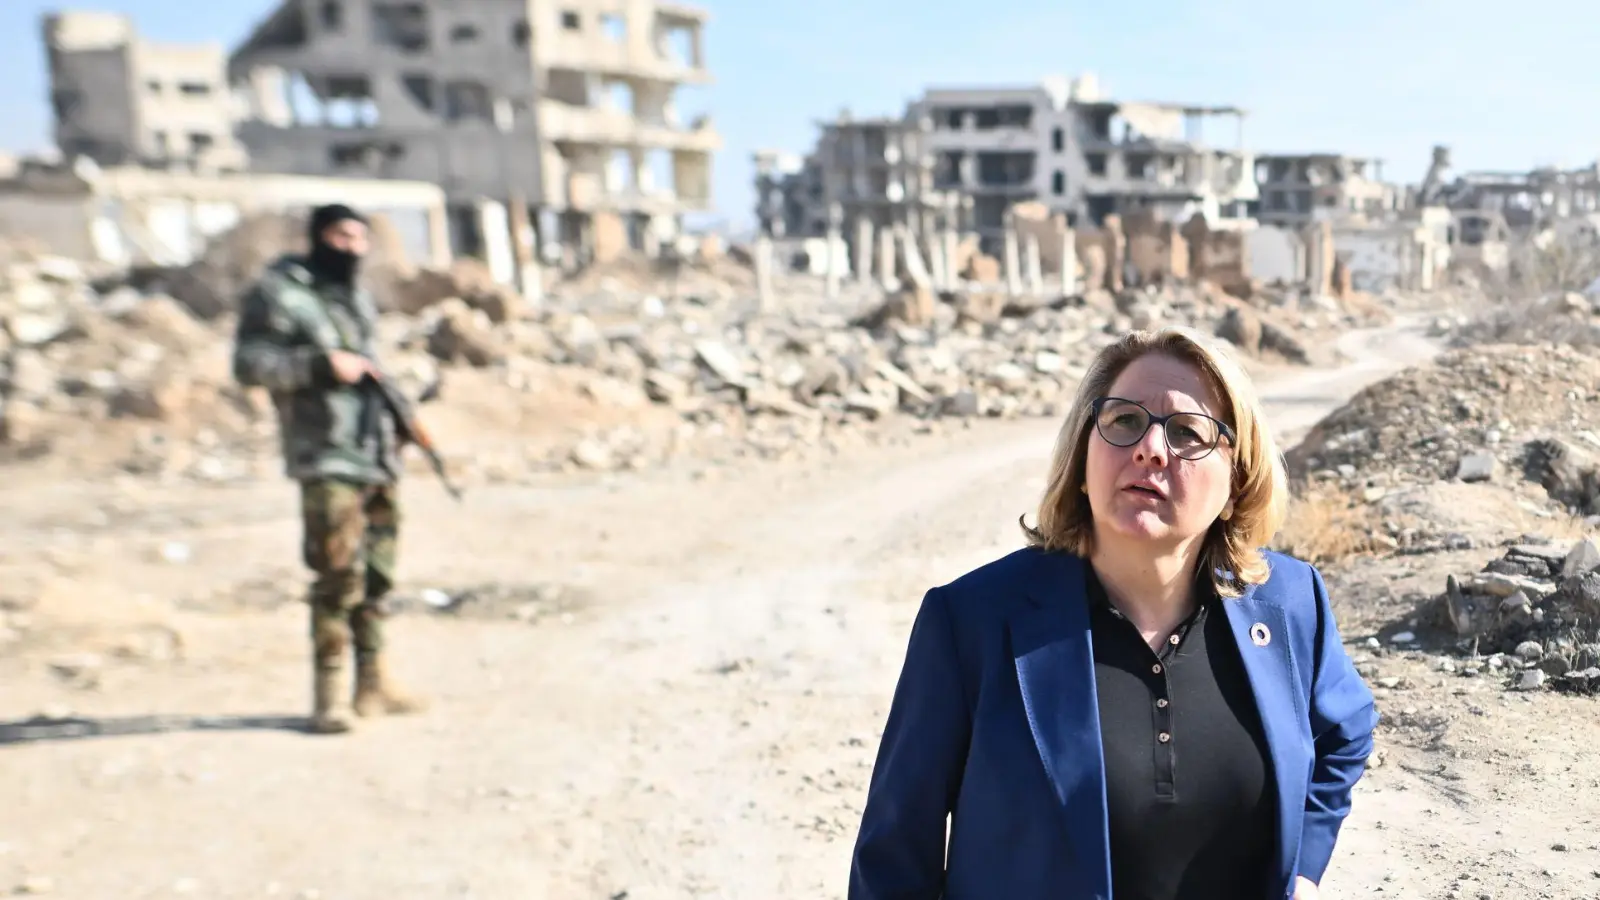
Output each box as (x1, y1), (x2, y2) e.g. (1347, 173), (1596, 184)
(299, 478), (400, 670)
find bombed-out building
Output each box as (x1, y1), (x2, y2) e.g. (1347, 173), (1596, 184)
(1253, 153), (1398, 228)
(226, 0), (720, 264)
(43, 10), (247, 173)
(760, 73), (1261, 258)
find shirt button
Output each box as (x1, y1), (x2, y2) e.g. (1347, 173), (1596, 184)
(1156, 698), (1169, 708)
(1151, 663), (1162, 674)
(1158, 732), (1171, 743)
(1168, 634), (1180, 645)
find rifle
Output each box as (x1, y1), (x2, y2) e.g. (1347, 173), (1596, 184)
(362, 372), (463, 501)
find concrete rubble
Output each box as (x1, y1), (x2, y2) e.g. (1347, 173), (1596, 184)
(1427, 539), (1600, 695)
(0, 207), (1406, 485)
(1289, 343), (1600, 494)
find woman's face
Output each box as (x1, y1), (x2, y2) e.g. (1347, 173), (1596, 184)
(1083, 353), (1235, 549)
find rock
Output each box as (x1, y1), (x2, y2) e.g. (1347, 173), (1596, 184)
(1514, 669), (1547, 691)
(0, 398), (43, 445)
(1455, 451), (1496, 482)
(426, 302), (503, 367)
(941, 391), (980, 417)
(1526, 437), (1600, 514)
(692, 340), (747, 388)
(8, 311), (74, 346)
(1216, 306), (1263, 354)
(1561, 538), (1600, 578)
(1515, 640), (1544, 661)
(108, 377), (194, 421)
(6, 349), (56, 399)
(956, 292), (1006, 325)
(570, 439), (614, 470)
(643, 370), (691, 406)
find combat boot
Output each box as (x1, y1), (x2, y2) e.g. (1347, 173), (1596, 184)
(353, 653), (427, 717)
(310, 663), (354, 734)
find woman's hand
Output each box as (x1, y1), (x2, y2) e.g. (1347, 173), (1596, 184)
(1293, 876), (1321, 899)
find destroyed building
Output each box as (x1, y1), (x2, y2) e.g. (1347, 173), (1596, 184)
(1422, 144), (1600, 231)
(226, 0), (720, 266)
(758, 73), (1261, 260)
(1253, 153), (1398, 228)
(914, 74), (1259, 245)
(43, 10), (247, 173)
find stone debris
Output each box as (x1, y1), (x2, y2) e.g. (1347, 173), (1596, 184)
(1447, 290), (1600, 350)
(1432, 539), (1600, 694)
(1288, 343), (1600, 497)
(0, 223), (1395, 485)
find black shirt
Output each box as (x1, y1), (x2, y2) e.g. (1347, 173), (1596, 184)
(1087, 566), (1277, 900)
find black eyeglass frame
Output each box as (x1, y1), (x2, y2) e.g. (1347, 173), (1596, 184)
(1089, 396), (1236, 461)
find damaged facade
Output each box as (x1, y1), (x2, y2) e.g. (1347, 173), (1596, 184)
(914, 75), (1257, 247)
(227, 0), (719, 267)
(43, 11), (247, 173)
(1253, 153), (1398, 228)
(759, 73), (1260, 262)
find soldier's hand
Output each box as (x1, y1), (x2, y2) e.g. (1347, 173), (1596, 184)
(326, 350), (375, 384)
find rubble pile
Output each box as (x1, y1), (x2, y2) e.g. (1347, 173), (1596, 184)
(1427, 539), (1600, 694)
(1286, 343), (1600, 494)
(0, 211), (1405, 483)
(1445, 291), (1600, 350)
(0, 247), (274, 478)
(517, 278), (1370, 421)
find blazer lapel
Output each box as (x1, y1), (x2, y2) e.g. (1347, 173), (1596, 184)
(1222, 589), (1308, 899)
(1010, 552), (1111, 899)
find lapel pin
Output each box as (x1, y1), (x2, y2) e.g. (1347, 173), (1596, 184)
(1250, 623), (1271, 646)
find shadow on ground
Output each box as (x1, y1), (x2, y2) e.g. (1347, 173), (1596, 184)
(0, 713), (311, 746)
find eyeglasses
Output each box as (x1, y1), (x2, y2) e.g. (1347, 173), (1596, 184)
(1090, 397), (1235, 461)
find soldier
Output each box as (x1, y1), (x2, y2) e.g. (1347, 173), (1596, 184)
(232, 203), (425, 734)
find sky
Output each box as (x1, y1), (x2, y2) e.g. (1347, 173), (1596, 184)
(5, 0), (1597, 235)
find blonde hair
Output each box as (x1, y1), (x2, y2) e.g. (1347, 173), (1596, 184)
(1020, 325), (1289, 596)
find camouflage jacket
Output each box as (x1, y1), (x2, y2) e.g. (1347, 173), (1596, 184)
(231, 255), (399, 484)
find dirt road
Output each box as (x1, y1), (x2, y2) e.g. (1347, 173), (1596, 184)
(5, 316), (1596, 899)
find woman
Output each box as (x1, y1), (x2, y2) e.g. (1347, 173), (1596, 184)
(848, 326), (1377, 900)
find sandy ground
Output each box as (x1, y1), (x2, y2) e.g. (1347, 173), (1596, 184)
(3, 314), (1599, 899)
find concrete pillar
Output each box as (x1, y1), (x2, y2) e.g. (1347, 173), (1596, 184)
(1060, 226), (1079, 296)
(855, 218), (874, 283)
(1024, 233), (1043, 295)
(928, 232), (947, 291)
(824, 202), (842, 299)
(508, 190), (540, 302)
(642, 217), (662, 259)
(754, 234), (775, 312)
(940, 216), (953, 288)
(426, 201), (452, 268)
(878, 225), (897, 289)
(1003, 210), (1022, 298)
(899, 224), (931, 288)
(1305, 221), (1333, 296)
(1103, 214), (1126, 292)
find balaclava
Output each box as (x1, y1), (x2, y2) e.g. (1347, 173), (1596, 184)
(306, 203), (368, 286)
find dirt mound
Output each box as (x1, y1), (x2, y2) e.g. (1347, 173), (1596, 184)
(1286, 343), (1600, 489)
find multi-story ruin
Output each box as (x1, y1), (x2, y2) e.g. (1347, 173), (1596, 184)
(43, 11), (247, 173)
(227, 0), (720, 263)
(760, 74), (1260, 258)
(1253, 153), (1398, 228)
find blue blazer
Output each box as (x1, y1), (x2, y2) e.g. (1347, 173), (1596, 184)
(848, 547), (1378, 900)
